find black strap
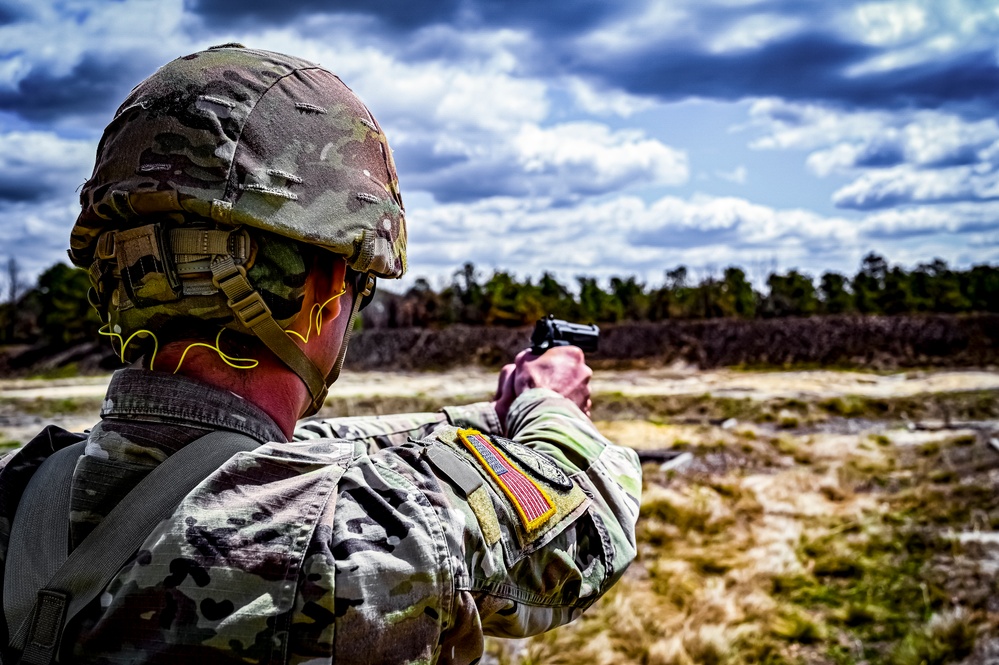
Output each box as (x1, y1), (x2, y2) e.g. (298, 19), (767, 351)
(4, 430), (262, 664)
(3, 442), (85, 646)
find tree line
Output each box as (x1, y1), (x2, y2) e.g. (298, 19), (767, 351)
(2, 253), (999, 348)
(377, 253), (999, 327)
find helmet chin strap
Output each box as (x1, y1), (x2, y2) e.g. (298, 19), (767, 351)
(312, 273), (374, 415)
(212, 257), (373, 419)
(211, 256), (328, 414)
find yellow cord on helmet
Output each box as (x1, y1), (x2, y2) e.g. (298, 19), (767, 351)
(170, 328), (258, 374)
(99, 325), (159, 369)
(285, 283), (347, 344)
(100, 325), (256, 373)
(98, 279), (343, 373)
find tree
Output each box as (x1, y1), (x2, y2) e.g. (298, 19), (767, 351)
(451, 262), (485, 324)
(911, 259), (968, 313)
(964, 265), (999, 312)
(577, 277), (618, 323)
(721, 267), (757, 318)
(853, 252), (887, 314)
(35, 263), (101, 346)
(610, 276), (648, 321)
(819, 272), (853, 315)
(763, 270), (818, 317)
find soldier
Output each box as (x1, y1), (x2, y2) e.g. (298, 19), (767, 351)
(0, 45), (641, 664)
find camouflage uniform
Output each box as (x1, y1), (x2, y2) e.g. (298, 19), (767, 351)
(0, 45), (642, 664)
(0, 368), (641, 663)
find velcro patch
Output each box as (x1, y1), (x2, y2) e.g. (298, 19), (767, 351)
(457, 429), (556, 530)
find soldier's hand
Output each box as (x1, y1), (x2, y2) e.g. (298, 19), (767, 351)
(494, 346), (593, 426)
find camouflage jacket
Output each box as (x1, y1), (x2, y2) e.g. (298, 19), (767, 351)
(0, 368), (641, 664)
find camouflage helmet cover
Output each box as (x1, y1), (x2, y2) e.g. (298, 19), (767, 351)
(67, 45), (405, 411)
(71, 45), (406, 280)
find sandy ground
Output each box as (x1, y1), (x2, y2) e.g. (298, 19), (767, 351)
(4, 367), (999, 401)
(3, 366), (997, 449)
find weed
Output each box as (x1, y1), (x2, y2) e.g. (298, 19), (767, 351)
(889, 609), (977, 665)
(870, 433), (892, 447)
(945, 433), (976, 447)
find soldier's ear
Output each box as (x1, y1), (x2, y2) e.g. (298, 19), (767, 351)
(307, 253), (348, 302)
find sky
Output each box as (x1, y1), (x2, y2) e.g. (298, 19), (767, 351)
(3, 0), (999, 291)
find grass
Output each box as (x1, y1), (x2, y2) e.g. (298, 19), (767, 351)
(0, 395), (103, 417)
(488, 397), (999, 665)
(593, 388), (999, 425)
(2, 370), (996, 660)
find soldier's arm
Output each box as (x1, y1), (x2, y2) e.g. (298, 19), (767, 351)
(454, 387), (641, 637)
(294, 402), (503, 451)
(318, 389), (639, 660)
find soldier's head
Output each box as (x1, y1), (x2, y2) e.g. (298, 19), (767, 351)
(69, 44), (406, 416)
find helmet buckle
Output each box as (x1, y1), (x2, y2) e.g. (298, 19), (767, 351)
(229, 290), (272, 330)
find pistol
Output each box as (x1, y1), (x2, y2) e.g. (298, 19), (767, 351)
(529, 315), (600, 355)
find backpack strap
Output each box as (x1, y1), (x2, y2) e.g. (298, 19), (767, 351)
(5, 430), (262, 664)
(3, 441), (86, 647)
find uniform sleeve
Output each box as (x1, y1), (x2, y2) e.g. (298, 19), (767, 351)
(294, 402), (502, 452)
(464, 387), (642, 637)
(319, 390), (640, 662)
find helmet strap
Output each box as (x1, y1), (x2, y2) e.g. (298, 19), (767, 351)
(211, 256), (329, 415)
(312, 273), (373, 416)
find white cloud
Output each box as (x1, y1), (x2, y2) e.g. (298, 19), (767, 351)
(0, 0), (191, 87)
(563, 77), (656, 117)
(513, 122), (689, 192)
(839, 0), (999, 75)
(0, 130), (95, 200)
(398, 120), (689, 202)
(715, 165), (748, 184)
(833, 165), (999, 209)
(578, 3), (692, 57)
(747, 99), (892, 151)
(403, 192), (861, 286)
(851, 2), (927, 46)
(708, 14), (804, 52)
(747, 100), (999, 209)
(0, 198), (81, 277)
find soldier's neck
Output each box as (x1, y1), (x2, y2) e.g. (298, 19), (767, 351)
(164, 347), (306, 441)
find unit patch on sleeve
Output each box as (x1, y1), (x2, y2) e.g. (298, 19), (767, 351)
(490, 436), (575, 491)
(457, 429), (557, 530)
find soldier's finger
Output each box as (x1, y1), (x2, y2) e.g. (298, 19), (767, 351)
(495, 363), (515, 400)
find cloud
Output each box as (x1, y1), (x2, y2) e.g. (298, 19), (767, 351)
(832, 166), (999, 210)
(186, 0), (623, 36)
(860, 202), (999, 238)
(404, 192), (862, 286)
(0, 130), (94, 202)
(0, 0), (193, 125)
(748, 100), (999, 209)
(402, 121), (688, 203)
(850, 2), (928, 46)
(715, 166), (748, 184)
(563, 77), (655, 117)
(0, 198), (81, 277)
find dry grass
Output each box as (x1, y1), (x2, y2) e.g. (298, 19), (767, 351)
(487, 413), (999, 665)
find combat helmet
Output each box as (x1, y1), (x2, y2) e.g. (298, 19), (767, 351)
(69, 44), (406, 415)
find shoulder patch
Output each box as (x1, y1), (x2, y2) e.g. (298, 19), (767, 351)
(490, 436), (574, 491)
(457, 429), (556, 530)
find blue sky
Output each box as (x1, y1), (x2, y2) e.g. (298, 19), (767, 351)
(3, 0), (999, 290)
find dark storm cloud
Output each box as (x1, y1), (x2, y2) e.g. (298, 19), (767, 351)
(0, 174), (58, 202)
(186, 0), (619, 35)
(0, 54), (151, 123)
(573, 35), (999, 112)
(186, 0), (462, 28)
(853, 141), (906, 169)
(0, 0), (33, 25)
